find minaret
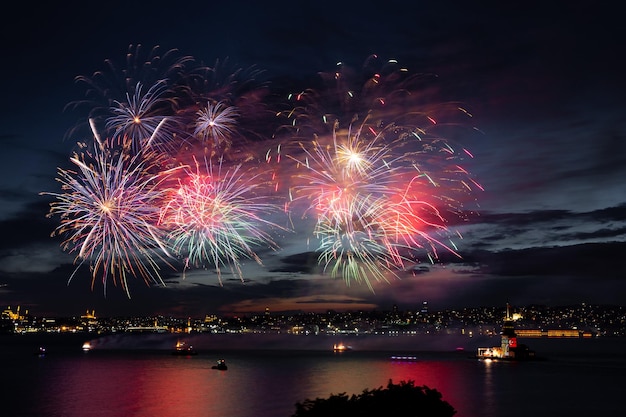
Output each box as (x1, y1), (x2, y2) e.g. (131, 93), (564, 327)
(500, 303), (518, 358)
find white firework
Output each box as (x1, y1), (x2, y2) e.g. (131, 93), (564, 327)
(193, 100), (239, 149)
(105, 80), (179, 153)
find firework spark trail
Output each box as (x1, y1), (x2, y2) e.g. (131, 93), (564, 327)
(41, 141), (182, 297)
(182, 57), (268, 104)
(159, 155), (285, 285)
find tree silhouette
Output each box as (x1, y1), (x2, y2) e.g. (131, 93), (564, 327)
(291, 379), (456, 417)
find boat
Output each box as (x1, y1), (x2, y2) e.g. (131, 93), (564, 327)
(390, 355), (418, 361)
(172, 340), (198, 356)
(211, 359), (228, 370)
(34, 346), (47, 356)
(475, 304), (538, 361)
(332, 343), (352, 352)
(476, 344), (537, 361)
(82, 341), (92, 352)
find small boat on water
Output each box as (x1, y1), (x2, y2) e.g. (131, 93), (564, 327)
(172, 340), (198, 356)
(211, 359), (228, 370)
(34, 346), (47, 356)
(332, 343), (352, 352)
(82, 341), (92, 352)
(390, 355), (418, 361)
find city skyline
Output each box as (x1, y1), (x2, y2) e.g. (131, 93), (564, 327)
(1, 2), (625, 317)
(4, 302), (625, 341)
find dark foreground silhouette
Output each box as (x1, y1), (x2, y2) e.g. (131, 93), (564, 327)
(290, 379), (456, 417)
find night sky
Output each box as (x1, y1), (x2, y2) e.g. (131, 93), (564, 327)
(1, 1), (625, 317)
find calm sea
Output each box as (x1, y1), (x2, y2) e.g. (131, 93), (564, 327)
(1, 333), (625, 417)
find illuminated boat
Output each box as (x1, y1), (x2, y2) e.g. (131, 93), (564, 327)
(211, 359), (228, 370)
(82, 341), (92, 352)
(332, 343), (352, 352)
(172, 340), (198, 356)
(390, 355), (418, 361)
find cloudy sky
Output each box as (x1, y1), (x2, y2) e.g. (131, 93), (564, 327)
(1, 1), (625, 317)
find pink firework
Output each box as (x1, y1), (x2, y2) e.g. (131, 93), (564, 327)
(280, 56), (481, 286)
(159, 155), (285, 284)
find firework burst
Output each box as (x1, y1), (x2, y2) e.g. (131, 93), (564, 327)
(103, 80), (181, 154)
(41, 140), (182, 297)
(193, 100), (239, 150)
(280, 56), (481, 286)
(159, 154), (285, 284)
(66, 44), (195, 152)
(176, 58), (277, 159)
(313, 193), (399, 290)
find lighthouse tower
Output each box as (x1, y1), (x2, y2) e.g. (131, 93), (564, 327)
(500, 303), (518, 358)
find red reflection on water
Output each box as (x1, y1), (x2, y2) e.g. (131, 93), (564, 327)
(39, 354), (239, 417)
(296, 354), (481, 417)
(386, 357), (499, 417)
(33, 350), (490, 417)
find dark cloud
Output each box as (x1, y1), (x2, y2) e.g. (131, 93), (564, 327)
(272, 252), (319, 274)
(461, 242), (626, 278)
